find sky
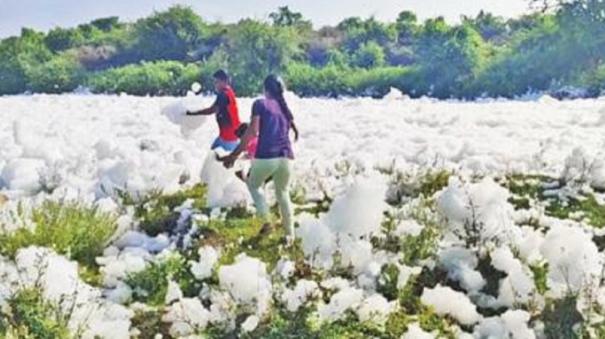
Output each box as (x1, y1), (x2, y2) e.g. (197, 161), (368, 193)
(0, 0), (531, 38)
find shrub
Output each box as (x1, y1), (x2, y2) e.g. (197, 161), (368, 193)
(122, 183), (206, 236)
(285, 63), (414, 98)
(26, 54), (85, 93)
(0, 200), (117, 268)
(125, 253), (199, 306)
(352, 41), (386, 68)
(0, 288), (70, 339)
(87, 60), (203, 95)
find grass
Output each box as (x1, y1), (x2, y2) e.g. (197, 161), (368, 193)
(0, 200), (116, 271)
(0, 288), (70, 339)
(504, 174), (605, 228)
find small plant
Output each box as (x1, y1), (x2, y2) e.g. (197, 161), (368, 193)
(125, 253), (199, 306)
(530, 262), (549, 295)
(124, 184), (207, 236)
(0, 200), (117, 269)
(0, 288), (70, 339)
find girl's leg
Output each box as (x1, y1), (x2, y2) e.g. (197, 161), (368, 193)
(272, 159), (294, 238)
(247, 159), (278, 220)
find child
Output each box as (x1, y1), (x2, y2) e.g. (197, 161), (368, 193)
(233, 123), (261, 182)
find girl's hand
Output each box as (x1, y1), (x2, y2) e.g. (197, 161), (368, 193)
(220, 154), (236, 169)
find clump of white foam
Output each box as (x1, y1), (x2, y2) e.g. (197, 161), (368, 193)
(438, 247), (485, 293)
(200, 152), (249, 208)
(161, 98), (207, 137)
(473, 310), (535, 339)
(162, 297), (211, 337)
(402, 323), (435, 339)
(562, 147), (605, 189)
(490, 246), (535, 306)
(297, 216), (336, 269)
(281, 279), (320, 312)
(356, 294), (396, 324)
(218, 254), (272, 316)
(437, 177), (518, 245)
(241, 315), (259, 333)
(325, 177), (387, 238)
(421, 285), (481, 325)
(317, 286), (363, 322)
(540, 224), (603, 297)
(8, 247), (133, 338)
(190, 246), (219, 280)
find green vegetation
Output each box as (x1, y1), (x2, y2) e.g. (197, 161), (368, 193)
(0, 288), (70, 339)
(126, 253), (200, 306)
(1, 1), (605, 98)
(504, 174), (605, 228)
(121, 183), (207, 236)
(0, 200), (116, 269)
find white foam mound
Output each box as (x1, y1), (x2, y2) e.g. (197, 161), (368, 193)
(162, 97), (208, 137)
(402, 323), (435, 339)
(473, 310), (535, 339)
(317, 286), (363, 322)
(4, 247), (132, 339)
(540, 224), (603, 297)
(437, 177), (518, 245)
(162, 297), (211, 337)
(190, 246), (219, 280)
(421, 285), (481, 325)
(200, 152), (249, 208)
(325, 176), (387, 238)
(218, 254), (272, 316)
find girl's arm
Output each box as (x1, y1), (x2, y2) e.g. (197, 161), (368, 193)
(291, 121), (299, 142)
(221, 117), (260, 168)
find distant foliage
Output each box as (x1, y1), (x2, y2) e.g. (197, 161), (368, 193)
(1, 1), (604, 97)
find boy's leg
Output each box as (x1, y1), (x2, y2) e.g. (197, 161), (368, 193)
(272, 159), (294, 238)
(247, 159), (278, 220)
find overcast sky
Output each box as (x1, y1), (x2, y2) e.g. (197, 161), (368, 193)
(0, 0), (531, 38)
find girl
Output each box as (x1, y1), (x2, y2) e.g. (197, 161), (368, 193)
(221, 75), (298, 245)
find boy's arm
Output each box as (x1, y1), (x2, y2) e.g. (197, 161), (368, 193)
(187, 105), (217, 116)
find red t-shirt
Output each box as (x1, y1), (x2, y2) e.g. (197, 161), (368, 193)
(214, 86), (241, 141)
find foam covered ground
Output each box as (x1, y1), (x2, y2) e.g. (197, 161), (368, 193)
(1, 92), (604, 202)
(2, 92), (605, 338)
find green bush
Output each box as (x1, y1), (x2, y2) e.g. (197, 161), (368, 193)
(26, 54), (85, 93)
(87, 60), (203, 95)
(0, 200), (117, 268)
(285, 63), (414, 97)
(122, 183), (206, 236)
(0, 288), (70, 339)
(352, 41), (386, 68)
(126, 253), (199, 306)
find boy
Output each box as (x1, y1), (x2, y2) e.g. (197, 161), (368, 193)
(187, 70), (241, 151)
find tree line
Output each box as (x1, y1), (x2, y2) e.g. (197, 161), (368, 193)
(0, 0), (604, 99)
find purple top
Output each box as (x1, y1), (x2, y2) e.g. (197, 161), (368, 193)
(252, 98), (294, 159)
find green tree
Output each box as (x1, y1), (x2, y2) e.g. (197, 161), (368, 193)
(352, 41), (386, 68)
(269, 6), (312, 31)
(396, 11), (418, 44)
(0, 29), (52, 94)
(44, 27), (84, 52)
(415, 20), (487, 97)
(134, 6), (206, 61)
(214, 19), (303, 95)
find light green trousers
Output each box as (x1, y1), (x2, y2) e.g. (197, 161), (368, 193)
(247, 158), (294, 237)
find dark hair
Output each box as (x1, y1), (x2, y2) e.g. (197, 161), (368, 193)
(235, 122), (248, 138)
(264, 75), (293, 121)
(213, 69), (230, 82)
